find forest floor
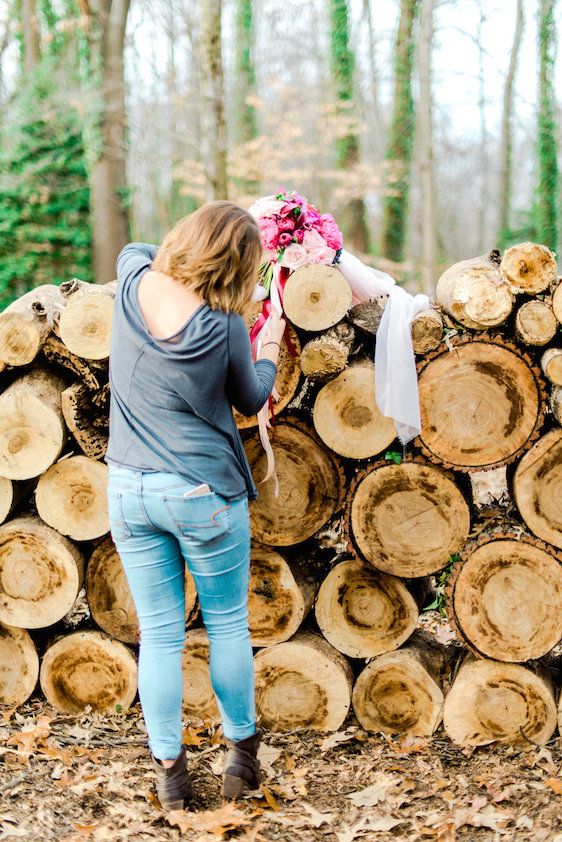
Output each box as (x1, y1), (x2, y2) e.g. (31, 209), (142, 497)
(1, 613), (561, 842)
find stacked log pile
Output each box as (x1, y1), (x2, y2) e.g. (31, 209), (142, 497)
(0, 241), (561, 749)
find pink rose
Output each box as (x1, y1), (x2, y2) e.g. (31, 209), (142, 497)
(293, 228), (305, 243)
(278, 232), (293, 247)
(278, 201), (300, 218)
(278, 217), (295, 232)
(303, 228), (327, 251)
(279, 243), (308, 270)
(316, 214), (343, 249)
(249, 195), (286, 218)
(307, 246), (337, 265)
(258, 218), (279, 251)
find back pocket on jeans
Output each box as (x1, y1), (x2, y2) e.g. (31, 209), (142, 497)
(162, 493), (231, 543)
(107, 490), (132, 543)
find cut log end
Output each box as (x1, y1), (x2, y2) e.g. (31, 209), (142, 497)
(282, 265), (352, 332)
(58, 287), (114, 360)
(254, 632), (352, 731)
(435, 255), (513, 329)
(411, 309), (444, 354)
(514, 429), (562, 549)
(443, 656), (557, 746)
(249, 547), (314, 646)
(500, 242), (557, 294)
(0, 285), (65, 366)
(300, 323), (355, 381)
(0, 622), (39, 706)
(541, 348), (562, 386)
(40, 631), (137, 714)
(515, 300), (557, 347)
(36, 455), (109, 541)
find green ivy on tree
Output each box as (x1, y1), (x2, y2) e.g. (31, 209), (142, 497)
(0, 68), (92, 308)
(536, 0), (559, 253)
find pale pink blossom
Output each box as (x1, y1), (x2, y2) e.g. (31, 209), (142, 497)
(279, 243), (308, 270)
(307, 246), (337, 265)
(248, 196), (286, 218)
(302, 228), (327, 251)
(258, 218), (279, 251)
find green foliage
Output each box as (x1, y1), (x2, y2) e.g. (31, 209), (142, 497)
(0, 69), (92, 308)
(381, 0), (419, 263)
(423, 554), (460, 616)
(329, 0), (358, 167)
(536, 0), (559, 253)
(234, 0), (258, 144)
(384, 450), (402, 465)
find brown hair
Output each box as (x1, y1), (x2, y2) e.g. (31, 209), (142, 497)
(151, 201), (262, 314)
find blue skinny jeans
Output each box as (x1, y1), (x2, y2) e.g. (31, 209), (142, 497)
(107, 466), (255, 760)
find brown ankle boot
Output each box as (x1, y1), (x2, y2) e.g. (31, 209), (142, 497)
(151, 746), (194, 811)
(222, 731), (262, 799)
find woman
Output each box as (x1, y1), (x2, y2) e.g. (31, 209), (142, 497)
(106, 201), (284, 810)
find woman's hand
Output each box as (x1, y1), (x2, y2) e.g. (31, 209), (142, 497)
(258, 310), (285, 364)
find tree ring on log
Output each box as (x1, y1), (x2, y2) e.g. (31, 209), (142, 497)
(36, 455), (109, 541)
(515, 300), (557, 346)
(347, 460), (470, 576)
(553, 281), (562, 324)
(446, 534), (562, 662)
(245, 418), (343, 545)
(514, 429), (562, 549)
(352, 648), (444, 735)
(0, 517), (84, 628)
(0, 622), (39, 706)
(500, 242), (557, 294)
(282, 265), (352, 332)
(313, 361), (396, 459)
(443, 657), (557, 746)
(182, 629), (220, 724)
(254, 631), (352, 731)
(314, 559), (418, 657)
(40, 630), (137, 714)
(416, 335), (545, 471)
(249, 546), (311, 646)
(58, 289), (114, 360)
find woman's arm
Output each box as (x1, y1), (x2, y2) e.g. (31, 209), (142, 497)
(116, 243), (159, 288)
(226, 313), (281, 416)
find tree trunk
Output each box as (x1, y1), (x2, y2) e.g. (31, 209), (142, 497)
(329, 0), (370, 253)
(346, 459), (470, 578)
(200, 0), (228, 200)
(313, 360), (396, 459)
(0, 368), (67, 480)
(500, 241), (556, 293)
(40, 630), (137, 714)
(514, 429), (562, 550)
(245, 418), (343, 545)
(514, 300), (557, 346)
(352, 630), (448, 735)
(282, 265), (352, 332)
(254, 631), (353, 731)
(536, 0), (559, 252)
(381, 0), (419, 263)
(363, 0), (384, 152)
(314, 559), (422, 658)
(417, 335), (545, 471)
(0, 284), (65, 366)
(497, 0), (524, 246)
(435, 251), (513, 329)
(35, 455), (109, 541)
(0, 516), (84, 629)
(0, 622), (39, 706)
(88, 0), (131, 283)
(233, 0), (258, 194)
(443, 654), (557, 747)
(182, 628), (220, 724)
(58, 279), (116, 360)
(446, 533), (562, 662)
(21, 0), (41, 71)
(418, 0), (436, 295)
(300, 322), (355, 381)
(248, 546), (317, 647)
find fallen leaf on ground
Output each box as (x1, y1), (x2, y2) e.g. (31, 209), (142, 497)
(167, 803), (254, 835)
(545, 778), (562, 795)
(6, 716), (52, 760)
(182, 725), (206, 747)
(454, 798), (514, 832)
(348, 772), (400, 807)
(320, 728), (358, 752)
(257, 743), (281, 777)
(336, 813), (405, 841)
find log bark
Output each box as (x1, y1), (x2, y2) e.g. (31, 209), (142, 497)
(352, 631), (448, 735)
(42, 335), (104, 391)
(245, 419), (343, 545)
(346, 460), (470, 577)
(61, 382), (109, 459)
(0, 285), (64, 367)
(500, 241), (557, 294)
(182, 628), (220, 724)
(469, 466), (509, 509)
(0, 368), (67, 480)
(282, 265), (352, 332)
(513, 429), (562, 549)
(435, 251), (513, 329)
(248, 546), (317, 647)
(0, 622), (39, 706)
(39, 630), (137, 714)
(446, 533), (562, 662)
(514, 300), (557, 346)
(314, 559), (420, 658)
(58, 280), (116, 360)
(347, 296), (387, 336)
(36, 455), (109, 541)
(313, 360), (396, 459)
(0, 517), (84, 629)
(254, 631), (353, 731)
(86, 537), (199, 644)
(443, 654), (557, 747)
(300, 322), (355, 381)
(417, 335), (545, 471)
(540, 348), (562, 385)
(552, 280), (562, 324)
(411, 308), (443, 354)
(551, 385), (562, 425)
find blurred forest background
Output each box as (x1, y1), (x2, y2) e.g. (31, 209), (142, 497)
(0, 0), (559, 307)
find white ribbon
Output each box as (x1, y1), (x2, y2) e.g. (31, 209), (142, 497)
(338, 249), (430, 445)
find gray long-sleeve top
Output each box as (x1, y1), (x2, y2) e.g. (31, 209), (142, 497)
(105, 243), (277, 500)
